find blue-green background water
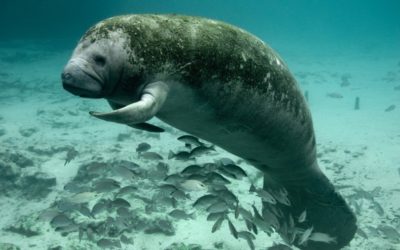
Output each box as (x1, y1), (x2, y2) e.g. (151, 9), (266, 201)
(0, 1), (400, 250)
(2, 0), (400, 55)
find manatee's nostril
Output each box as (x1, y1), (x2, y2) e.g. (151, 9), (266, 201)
(61, 72), (72, 81)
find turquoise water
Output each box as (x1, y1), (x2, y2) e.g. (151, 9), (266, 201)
(0, 1), (399, 250)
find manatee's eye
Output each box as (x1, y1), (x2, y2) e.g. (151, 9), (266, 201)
(93, 54), (106, 66)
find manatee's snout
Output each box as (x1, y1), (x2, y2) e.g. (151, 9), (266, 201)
(62, 58), (103, 98)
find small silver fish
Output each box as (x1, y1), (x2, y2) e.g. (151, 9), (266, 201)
(298, 226), (314, 245)
(272, 188), (291, 206)
(308, 232), (337, 244)
(298, 210), (307, 223)
(180, 179), (207, 192)
(67, 191), (98, 204)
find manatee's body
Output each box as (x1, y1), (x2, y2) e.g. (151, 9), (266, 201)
(62, 14), (356, 249)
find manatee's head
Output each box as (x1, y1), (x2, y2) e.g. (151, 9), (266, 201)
(62, 23), (135, 99)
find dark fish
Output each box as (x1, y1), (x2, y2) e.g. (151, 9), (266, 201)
(93, 179), (120, 193)
(63, 182), (88, 193)
(219, 164), (247, 179)
(164, 173), (183, 184)
(385, 104), (396, 112)
(91, 199), (109, 216)
(177, 135), (204, 147)
(267, 243), (293, 250)
(64, 148), (78, 166)
(326, 92), (343, 98)
(193, 194), (219, 208)
(116, 185), (138, 197)
(256, 189), (277, 204)
(168, 209), (194, 220)
(189, 145), (216, 157)
(238, 231), (256, 240)
(168, 150), (194, 161)
(77, 204), (93, 218)
(170, 189), (188, 200)
(252, 205), (273, 233)
(140, 151), (163, 160)
(238, 207), (253, 221)
(55, 224), (79, 234)
(112, 166), (136, 180)
(234, 203), (240, 219)
(207, 212), (227, 221)
(97, 238), (121, 249)
(238, 231), (256, 250)
(212, 214), (226, 233)
(136, 142), (151, 153)
(206, 172), (231, 185)
(228, 219), (238, 239)
(207, 201), (229, 213)
(158, 183), (179, 194)
(263, 208), (280, 230)
(181, 164), (204, 175)
(215, 188), (238, 206)
(111, 198), (131, 208)
(50, 214), (74, 228)
(117, 207), (131, 218)
(120, 234), (134, 244)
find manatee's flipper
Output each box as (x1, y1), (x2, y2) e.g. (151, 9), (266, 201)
(128, 123), (165, 133)
(106, 100), (164, 133)
(89, 81), (169, 125)
(262, 169), (356, 250)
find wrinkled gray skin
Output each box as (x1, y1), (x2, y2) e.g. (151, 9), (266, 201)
(62, 14), (356, 249)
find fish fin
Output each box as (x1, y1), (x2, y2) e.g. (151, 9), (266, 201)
(168, 150), (175, 159)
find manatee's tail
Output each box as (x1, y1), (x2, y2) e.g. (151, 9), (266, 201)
(262, 170), (357, 250)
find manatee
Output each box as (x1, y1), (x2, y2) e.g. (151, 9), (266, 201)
(61, 14), (356, 249)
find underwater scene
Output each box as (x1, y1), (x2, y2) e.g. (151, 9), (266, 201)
(0, 0), (399, 249)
